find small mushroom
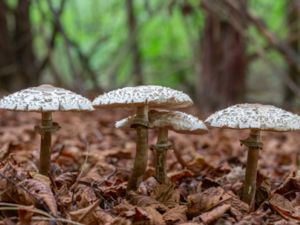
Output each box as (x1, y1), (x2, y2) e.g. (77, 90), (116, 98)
(93, 85), (193, 191)
(0, 84), (93, 175)
(116, 110), (208, 184)
(205, 103), (300, 208)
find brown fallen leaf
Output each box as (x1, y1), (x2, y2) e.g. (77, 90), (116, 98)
(187, 154), (217, 176)
(69, 199), (101, 222)
(168, 169), (194, 183)
(143, 206), (166, 225)
(151, 183), (180, 208)
(163, 205), (187, 225)
(109, 217), (132, 225)
(139, 177), (159, 195)
(235, 210), (272, 225)
(269, 193), (300, 221)
(187, 187), (230, 217)
(179, 223), (203, 225)
(56, 184), (73, 209)
(224, 191), (248, 220)
(17, 178), (57, 216)
(69, 200), (113, 225)
(128, 191), (168, 212)
(199, 204), (231, 224)
(72, 184), (98, 208)
(274, 172), (300, 196)
(113, 201), (164, 225)
(18, 205), (34, 225)
(55, 171), (78, 188)
(0, 142), (11, 161)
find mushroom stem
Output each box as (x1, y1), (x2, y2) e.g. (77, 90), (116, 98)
(39, 112), (52, 175)
(155, 128), (169, 184)
(127, 105), (149, 192)
(241, 129), (262, 208)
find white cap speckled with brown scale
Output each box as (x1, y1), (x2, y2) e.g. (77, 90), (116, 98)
(205, 103), (300, 131)
(116, 110), (208, 134)
(92, 85), (193, 109)
(92, 85), (193, 191)
(0, 84), (94, 112)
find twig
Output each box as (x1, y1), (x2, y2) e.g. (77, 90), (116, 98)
(78, 199), (100, 222)
(222, 0), (300, 71)
(35, 0), (66, 77)
(0, 203), (85, 225)
(47, 0), (103, 92)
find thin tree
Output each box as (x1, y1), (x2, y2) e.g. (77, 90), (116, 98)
(0, 0), (38, 91)
(284, 0), (300, 107)
(126, 0), (143, 85)
(199, 0), (248, 111)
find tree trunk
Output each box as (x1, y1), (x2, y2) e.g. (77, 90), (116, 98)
(0, 0), (16, 90)
(126, 0), (143, 85)
(0, 0), (38, 91)
(284, 0), (300, 107)
(14, 0), (38, 87)
(199, 0), (247, 111)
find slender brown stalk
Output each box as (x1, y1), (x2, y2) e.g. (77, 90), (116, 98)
(155, 128), (169, 184)
(242, 129), (261, 208)
(39, 112), (52, 175)
(127, 105), (149, 192)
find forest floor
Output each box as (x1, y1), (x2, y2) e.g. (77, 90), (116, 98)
(0, 108), (300, 225)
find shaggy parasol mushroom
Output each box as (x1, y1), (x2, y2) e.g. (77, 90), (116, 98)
(205, 103), (300, 207)
(92, 85), (193, 191)
(0, 84), (93, 175)
(116, 109), (208, 184)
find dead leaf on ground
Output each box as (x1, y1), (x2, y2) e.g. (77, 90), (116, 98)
(187, 155), (217, 176)
(162, 205), (187, 225)
(17, 178), (57, 216)
(198, 204), (231, 224)
(151, 183), (180, 208)
(168, 169), (194, 183)
(143, 206), (166, 225)
(18, 205), (35, 225)
(69, 200), (113, 224)
(55, 171), (78, 188)
(113, 201), (157, 225)
(139, 177), (159, 195)
(187, 187), (230, 217)
(269, 193), (300, 221)
(128, 191), (168, 212)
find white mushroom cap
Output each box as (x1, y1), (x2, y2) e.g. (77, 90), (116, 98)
(116, 110), (208, 134)
(92, 85), (193, 109)
(0, 84), (94, 112)
(205, 103), (300, 131)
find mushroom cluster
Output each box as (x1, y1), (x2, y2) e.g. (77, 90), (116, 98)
(116, 110), (208, 184)
(92, 85), (207, 190)
(1, 84), (300, 210)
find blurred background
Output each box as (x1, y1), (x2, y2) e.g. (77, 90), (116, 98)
(0, 0), (299, 111)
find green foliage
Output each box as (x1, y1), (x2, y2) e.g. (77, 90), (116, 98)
(27, 0), (290, 94)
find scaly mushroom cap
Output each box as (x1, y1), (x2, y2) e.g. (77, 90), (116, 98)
(116, 110), (208, 134)
(205, 103), (300, 131)
(0, 84), (94, 112)
(92, 85), (193, 109)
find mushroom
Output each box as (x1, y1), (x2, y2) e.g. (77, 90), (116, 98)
(92, 85), (193, 191)
(205, 103), (300, 207)
(116, 109), (208, 184)
(0, 84), (93, 175)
